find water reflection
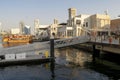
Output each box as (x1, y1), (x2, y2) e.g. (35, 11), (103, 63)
(2, 43), (29, 48)
(55, 48), (92, 67)
(55, 47), (120, 80)
(50, 59), (55, 80)
(0, 46), (119, 80)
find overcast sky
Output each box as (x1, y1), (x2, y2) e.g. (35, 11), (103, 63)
(0, 0), (120, 31)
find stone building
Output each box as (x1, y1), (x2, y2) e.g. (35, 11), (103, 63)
(111, 18), (120, 32)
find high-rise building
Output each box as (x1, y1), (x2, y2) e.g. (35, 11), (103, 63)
(19, 21), (25, 34)
(24, 25), (31, 34)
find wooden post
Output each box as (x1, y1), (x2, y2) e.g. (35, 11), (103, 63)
(92, 44), (100, 62)
(92, 44), (96, 62)
(50, 35), (55, 79)
(50, 37), (54, 59)
(50, 58), (55, 79)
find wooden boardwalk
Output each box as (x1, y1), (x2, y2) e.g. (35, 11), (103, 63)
(0, 57), (51, 66)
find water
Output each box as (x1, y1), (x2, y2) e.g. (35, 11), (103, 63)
(0, 47), (120, 80)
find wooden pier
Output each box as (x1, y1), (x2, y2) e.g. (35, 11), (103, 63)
(0, 56), (51, 67)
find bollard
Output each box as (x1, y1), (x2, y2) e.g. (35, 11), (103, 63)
(92, 44), (100, 62)
(45, 51), (49, 58)
(50, 36), (55, 59)
(50, 35), (55, 79)
(92, 44), (96, 62)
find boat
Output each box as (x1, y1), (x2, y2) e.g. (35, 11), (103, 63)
(2, 35), (32, 45)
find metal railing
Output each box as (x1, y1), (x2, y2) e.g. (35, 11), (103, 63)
(0, 36), (90, 55)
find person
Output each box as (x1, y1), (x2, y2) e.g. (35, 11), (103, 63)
(109, 36), (112, 44)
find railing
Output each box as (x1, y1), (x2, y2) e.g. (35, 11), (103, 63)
(54, 36), (90, 48)
(0, 36), (90, 55)
(90, 36), (120, 45)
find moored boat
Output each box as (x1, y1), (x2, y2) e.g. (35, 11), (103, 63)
(2, 35), (32, 46)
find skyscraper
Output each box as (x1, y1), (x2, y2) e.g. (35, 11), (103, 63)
(24, 25), (31, 34)
(19, 21), (25, 34)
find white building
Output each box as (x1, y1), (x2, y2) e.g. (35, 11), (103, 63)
(49, 19), (59, 38)
(34, 19), (40, 35)
(50, 9), (91, 38)
(34, 19), (50, 40)
(66, 8), (110, 37)
(56, 23), (73, 38)
(11, 28), (20, 34)
(67, 8), (91, 37)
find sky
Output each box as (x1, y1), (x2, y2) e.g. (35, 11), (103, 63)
(0, 0), (120, 31)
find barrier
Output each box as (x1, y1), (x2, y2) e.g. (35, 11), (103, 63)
(16, 53), (26, 59)
(5, 54), (15, 60)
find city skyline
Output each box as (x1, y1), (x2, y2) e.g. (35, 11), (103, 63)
(0, 0), (120, 31)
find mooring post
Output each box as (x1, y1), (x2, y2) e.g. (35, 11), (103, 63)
(92, 44), (96, 62)
(50, 35), (55, 59)
(50, 34), (55, 79)
(50, 58), (55, 79)
(92, 44), (100, 62)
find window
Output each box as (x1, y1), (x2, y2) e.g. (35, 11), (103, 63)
(86, 22), (88, 27)
(83, 24), (85, 27)
(76, 20), (81, 25)
(67, 30), (73, 37)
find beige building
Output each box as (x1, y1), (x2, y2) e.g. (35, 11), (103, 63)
(90, 14), (111, 36)
(90, 14), (110, 29)
(68, 8), (76, 19)
(51, 8), (111, 39)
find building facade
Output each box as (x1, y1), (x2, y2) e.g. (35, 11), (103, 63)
(90, 14), (111, 36)
(49, 19), (58, 38)
(90, 14), (110, 29)
(111, 18), (120, 35)
(11, 28), (20, 34)
(67, 8), (91, 37)
(111, 19), (120, 31)
(24, 25), (31, 35)
(67, 8), (111, 37)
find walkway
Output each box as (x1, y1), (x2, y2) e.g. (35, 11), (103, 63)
(0, 36), (90, 55)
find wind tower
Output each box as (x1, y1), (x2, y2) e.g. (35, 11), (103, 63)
(34, 19), (40, 35)
(68, 8), (77, 19)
